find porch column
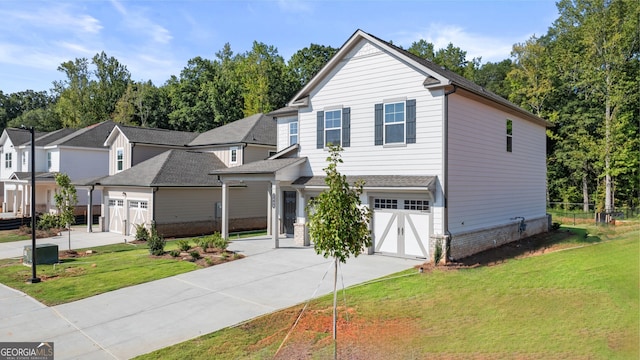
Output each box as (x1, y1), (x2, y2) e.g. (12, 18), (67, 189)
(271, 181), (280, 248)
(87, 187), (93, 232)
(221, 181), (229, 240)
(23, 184), (29, 216)
(12, 187), (17, 215)
(266, 187), (272, 235)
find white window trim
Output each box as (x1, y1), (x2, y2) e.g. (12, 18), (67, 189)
(384, 101), (406, 145)
(116, 148), (124, 172)
(324, 109), (342, 147)
(289, 121), (298, 146)
(5, 153), (11, 168)
(47, 152), (52, 170)
(230, 146), (239, 164)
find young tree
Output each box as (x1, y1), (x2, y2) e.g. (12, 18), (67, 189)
(54, 173), (78, 250)
(306, 146), (372, 358)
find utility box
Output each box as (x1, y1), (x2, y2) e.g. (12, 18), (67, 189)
(23, 243), (59, 266)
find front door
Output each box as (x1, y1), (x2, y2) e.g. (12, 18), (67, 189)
(283, 191), (296, 235)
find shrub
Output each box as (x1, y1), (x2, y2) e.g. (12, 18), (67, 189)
(433, 239), (443, 266)
(209, 232), (229, 250)
(148, 222), (165, 256)
(176, 239), (191, 252)
(551, 222), (562, 231)
(38, 213), (61, 231)
(169, 249), (181, 258)
(189, 250), (201, 260)
(135, 224), (150, 242)
(204, 257), (213, 266)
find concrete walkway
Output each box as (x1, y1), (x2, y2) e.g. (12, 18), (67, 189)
(0, 231), (422, 359)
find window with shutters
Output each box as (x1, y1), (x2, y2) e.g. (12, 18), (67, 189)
(384, 102), (405, 144)
(375, 99), (415, 146)
(325, 110), (342, 146)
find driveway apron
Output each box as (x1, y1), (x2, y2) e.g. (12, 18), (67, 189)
(2, 235), (422, 359)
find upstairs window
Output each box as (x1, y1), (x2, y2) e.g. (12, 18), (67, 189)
(289, 121), (298, 145)
(230, 147), (238, 164)
(506, 119), (513, 152)
(116, 148), (124, 171)
(22, 152), (26, 166)
(384, 102), (405, 144)
(324, 110), (342, 146)
(5, 153), (11, 168)
(47, 152), (52, 170)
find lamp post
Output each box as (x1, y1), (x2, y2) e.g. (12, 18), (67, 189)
(24, 126), (39, 284)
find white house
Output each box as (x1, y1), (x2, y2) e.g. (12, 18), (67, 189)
(86, 114), (276, 237)
(0, 122), (114, 218)
(212, 30), (551, 261)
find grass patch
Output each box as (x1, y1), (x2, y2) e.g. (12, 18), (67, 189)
(0, 230), (30, 243)
(0, 240), (200, 306)
(136, 225), (639, 359)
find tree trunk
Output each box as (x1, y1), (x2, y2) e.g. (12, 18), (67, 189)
(582, 172), (590, 212)
(604, 74), (613, 213)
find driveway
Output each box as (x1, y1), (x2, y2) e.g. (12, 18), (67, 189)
(0, 233), (422, 359)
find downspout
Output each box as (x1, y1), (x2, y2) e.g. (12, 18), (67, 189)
(152, 187), (158, 231)
(443, 85), (457, 259)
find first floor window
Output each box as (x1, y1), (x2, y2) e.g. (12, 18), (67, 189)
(384, 102), (405, 144)
(325, 110), (342, 146)
(374, 198), (398, 209)
(116, 148), (124, 171)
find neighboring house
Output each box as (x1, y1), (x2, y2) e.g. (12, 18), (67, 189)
(86, 113), (276, 237)
(212, 30), (551, 261)
(0, 122), (115, 217)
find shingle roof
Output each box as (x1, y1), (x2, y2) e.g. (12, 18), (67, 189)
(189, 113), (276, 146)
(209, 157), (307, 175)
(117, 125), (198, 146)
(9, 172), (57, 181)
(46, 121), (117, 148)
(292, 175), (436, 190)
(94, 150), (227, 187)
(32, 128), (77, 146)
(5, 128), (46, 146)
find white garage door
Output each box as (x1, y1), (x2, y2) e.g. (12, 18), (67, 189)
(373, 198), (430, 259)
(128, 200), (149, 235)
(108, 199), (124, 233)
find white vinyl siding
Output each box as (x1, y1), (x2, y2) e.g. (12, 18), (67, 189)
(447, 94), (547, 233)
(276, 116), (299, 151)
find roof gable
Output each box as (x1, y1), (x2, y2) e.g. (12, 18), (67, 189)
(106, 124), (198, 147)
(289, 29), (549, 127)
(189, 113), (276, 147)
(45, 121), (117, 149)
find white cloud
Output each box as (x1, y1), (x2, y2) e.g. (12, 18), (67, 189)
(2, 5), (102, 34)
(109, 1), (173, 44)
(397, 24), (518, 63)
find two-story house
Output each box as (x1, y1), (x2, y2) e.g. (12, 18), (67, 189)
(212, 30), (551, 261)
(85, 113), (276, 237)
(0, 122), (114, 217)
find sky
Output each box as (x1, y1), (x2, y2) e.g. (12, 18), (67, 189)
(0, 0), (559, 94)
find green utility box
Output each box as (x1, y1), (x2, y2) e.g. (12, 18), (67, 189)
(23, 243), (59, 266)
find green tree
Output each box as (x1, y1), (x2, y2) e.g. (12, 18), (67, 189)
(408, 39), (435, 60)
(473, 59), (513, 99)
(54, 173), (78, 250)
(287, 43), (338, 89)
(7, 108), (62, 131)
(209, 43), (244, 126)
(553, 0), (639, 212)
(306, 146), (372, 356)
(91, 51), (131, 122)
(53, 58), (92, 128)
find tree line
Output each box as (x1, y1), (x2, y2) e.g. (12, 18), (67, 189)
(0, 0), (637, 212)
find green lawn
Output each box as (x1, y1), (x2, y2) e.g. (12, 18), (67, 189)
(0, 241), (199, 306)
(137, 225), (639, 359)
(0, 230), (30, 243)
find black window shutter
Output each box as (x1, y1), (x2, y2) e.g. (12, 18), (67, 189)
(342, 107), (351, 147)
(317, 111), (324, 149)
(406, 99), (416, 144)
(374, 103), (383, 145)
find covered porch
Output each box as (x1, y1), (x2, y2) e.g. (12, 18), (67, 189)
(2, 172), (57, 217)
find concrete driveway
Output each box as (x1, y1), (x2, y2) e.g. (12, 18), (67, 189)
(0, 233), (422, 359)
